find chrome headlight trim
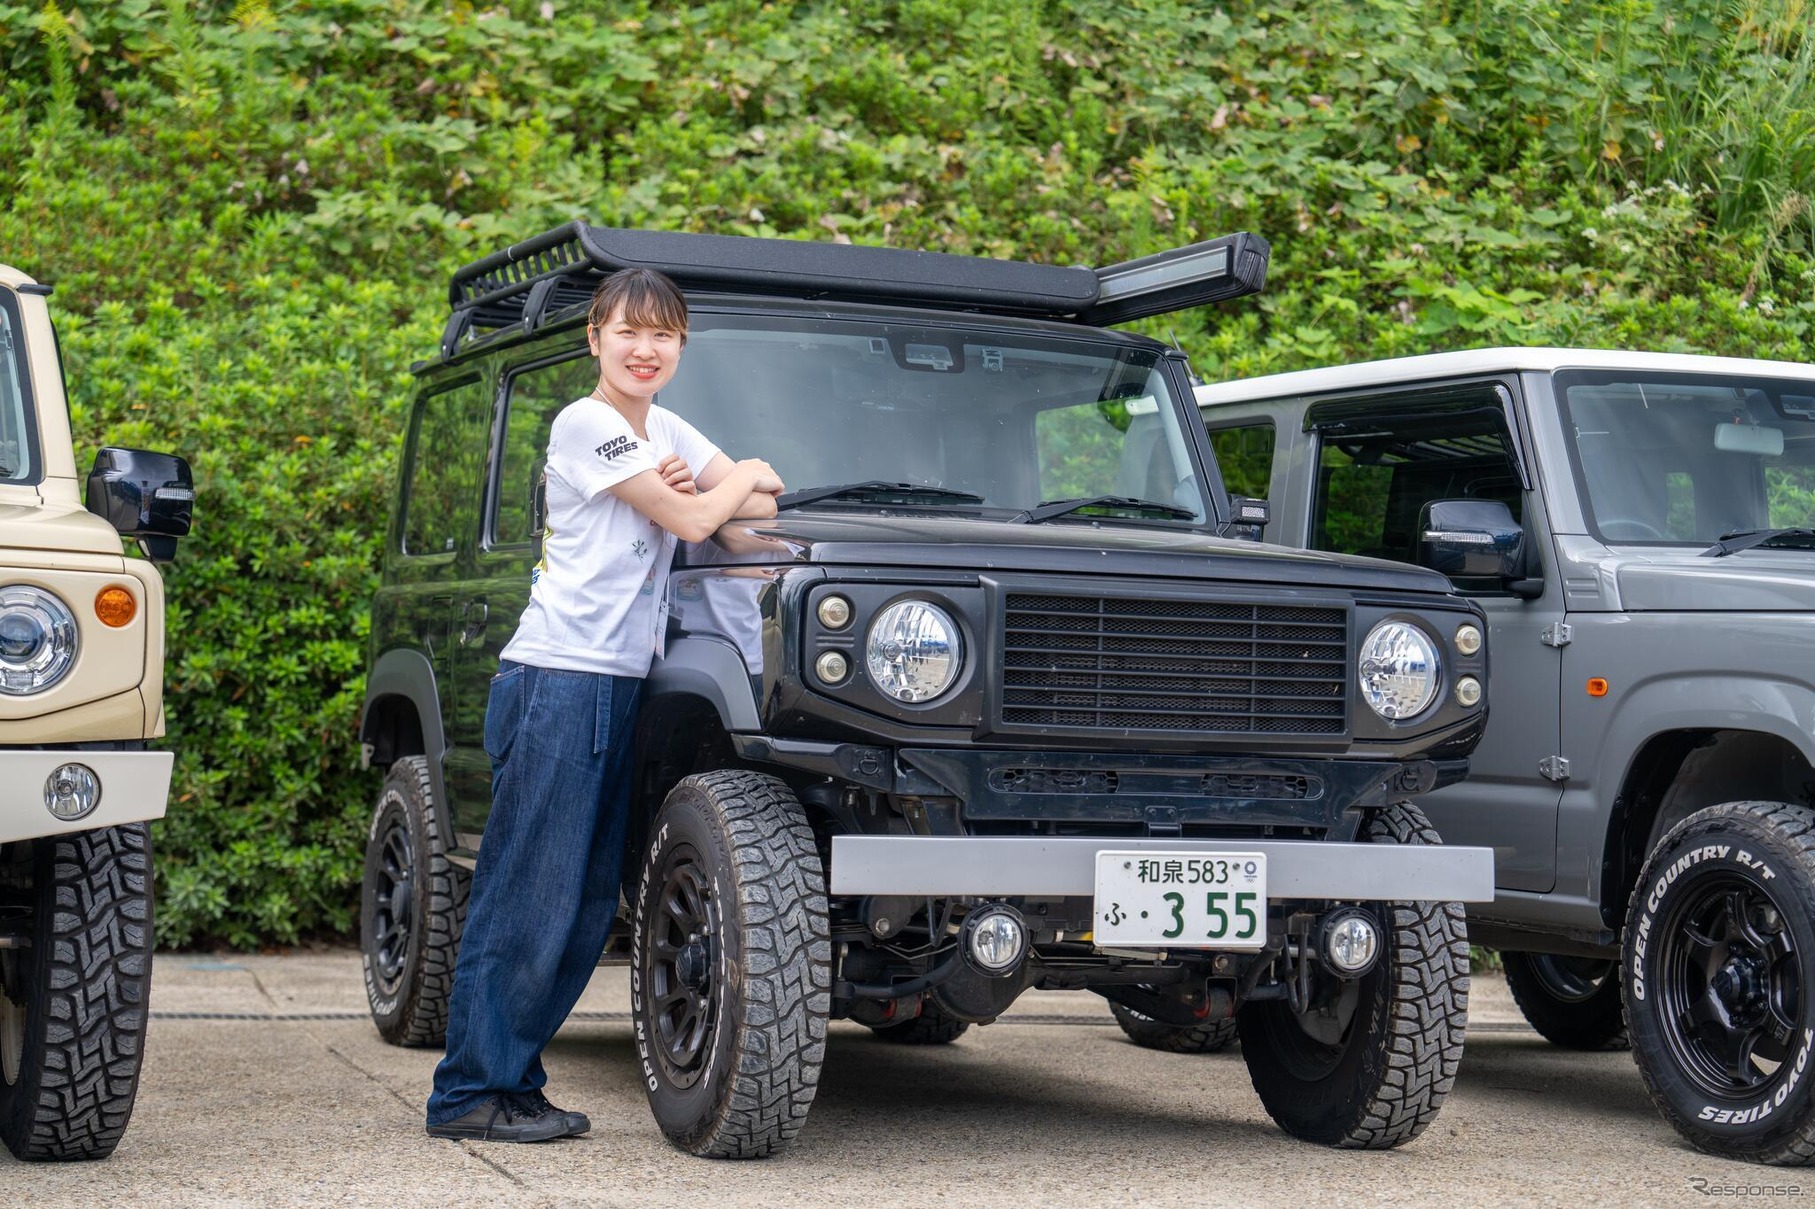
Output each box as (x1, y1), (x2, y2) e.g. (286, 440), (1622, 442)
(1357, 620), (1439, 721)
(865, 600), (962, 703)
(0, 586), (78, 696)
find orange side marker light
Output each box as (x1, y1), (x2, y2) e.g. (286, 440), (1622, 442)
(96, 586), (137, 628)
(1586, 678), (1609, 697)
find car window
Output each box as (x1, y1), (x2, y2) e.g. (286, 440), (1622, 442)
(402, 376), (489, 557)
(1206, 421), (1275, 500)
(0, 292), (38, 483)
(1558, 371), (1815, 543)
(494, 353), (594, 548)
(1309, 400), (1524, 583)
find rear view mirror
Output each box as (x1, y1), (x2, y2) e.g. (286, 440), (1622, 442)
(1714, 422), (1784, 456)
(1419, 498), (1523, 580)
(85, 447), (194, 564)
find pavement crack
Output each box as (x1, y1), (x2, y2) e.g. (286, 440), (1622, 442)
(459, 1144), (530, 1187)
(320, 1045), (529, 1188)
(243, 965), (284, 1013)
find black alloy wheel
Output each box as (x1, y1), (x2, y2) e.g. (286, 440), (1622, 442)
(1656, 879), (1798, 1099)
(1501, 951), (1629, 1051)
(368, 815), (415, 992)
(647, 846), (721, 1087)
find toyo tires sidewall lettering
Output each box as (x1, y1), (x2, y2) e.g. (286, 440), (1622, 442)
(1624, 803), (1815, 1154)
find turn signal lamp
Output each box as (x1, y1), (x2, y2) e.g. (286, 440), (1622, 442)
(96, 586), (137, 628)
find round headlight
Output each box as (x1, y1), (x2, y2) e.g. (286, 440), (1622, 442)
(1358, 621), (1439, 720)
(0, 587), (78, 696)
(865, 600), (962, 703)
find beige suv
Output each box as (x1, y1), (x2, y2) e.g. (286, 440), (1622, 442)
(0, 261), (192, 1161)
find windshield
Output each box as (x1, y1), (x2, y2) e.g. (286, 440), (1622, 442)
(0, 291), (37, 483)
(1558, 370), (1815, 545)
(653, 312), (1210, 524)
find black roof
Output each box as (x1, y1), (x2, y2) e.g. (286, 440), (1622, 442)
(438, 221), (1269, 363)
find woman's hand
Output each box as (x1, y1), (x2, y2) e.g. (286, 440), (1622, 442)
(737, 458), (785, 495)
(658, 453), (697, 495)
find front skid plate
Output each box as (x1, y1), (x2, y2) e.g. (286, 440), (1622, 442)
(829, 835), (1494, 902)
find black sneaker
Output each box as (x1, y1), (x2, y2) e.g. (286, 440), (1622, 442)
(426, 1095), (573, 1143)
(510, 1089), (591, 1138)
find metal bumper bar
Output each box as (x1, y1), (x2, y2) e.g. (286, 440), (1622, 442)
(0, 750), (173, 845)
(829, 836), (1495, 902)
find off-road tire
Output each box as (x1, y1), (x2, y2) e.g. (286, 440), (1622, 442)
(1623, 801), (1815, 1165)
(1502, 951), (1628, 1051)
(632, 770), (830, 1158)
(1110, 1001), (1239, 1054)
(1238, 800), (1468, 1148)
(868, 1002), (971, 1045)
(0, 823), (153, 1161)
(360, 756), (469, 1047)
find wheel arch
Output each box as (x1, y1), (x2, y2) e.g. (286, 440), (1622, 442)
(1600, 726), (1815, 930)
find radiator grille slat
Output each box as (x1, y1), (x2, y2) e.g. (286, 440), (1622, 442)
(999, 594), (1348, 736)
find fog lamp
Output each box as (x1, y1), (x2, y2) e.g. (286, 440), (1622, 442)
(1319, 908), (1380, 977)
(44, 763), (101, 823)
(962, 904), (1027, 974)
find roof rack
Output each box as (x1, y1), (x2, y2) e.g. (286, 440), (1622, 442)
(439, 221), (1269, 361)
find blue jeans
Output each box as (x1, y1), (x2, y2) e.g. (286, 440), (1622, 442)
(426, 661), (644, 1126)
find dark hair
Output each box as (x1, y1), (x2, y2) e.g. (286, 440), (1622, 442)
(587, 267), (688, 344)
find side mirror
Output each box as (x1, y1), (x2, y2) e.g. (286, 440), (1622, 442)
(1419, 498), (1523, 579)
(85, 447), (194, 564)
(1224, 495), (1269, 542)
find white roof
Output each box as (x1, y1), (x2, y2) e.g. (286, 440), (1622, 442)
(1195, 346), (1815, 407)
(0, 263), (39, 289)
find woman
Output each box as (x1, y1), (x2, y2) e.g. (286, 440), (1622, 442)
(426, 267), (783, 1142)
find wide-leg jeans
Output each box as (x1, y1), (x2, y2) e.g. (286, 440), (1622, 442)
(427, 660), (643, 1126)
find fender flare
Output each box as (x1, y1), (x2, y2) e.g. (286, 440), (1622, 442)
(359, 648), (454, 849)
(645, 635), (762, 731)
(1563, 672), (1815, 905)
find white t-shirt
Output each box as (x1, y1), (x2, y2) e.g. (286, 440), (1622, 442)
(500, 397), (722, 677)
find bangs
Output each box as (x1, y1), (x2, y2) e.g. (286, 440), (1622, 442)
(589, 267), (689, 336)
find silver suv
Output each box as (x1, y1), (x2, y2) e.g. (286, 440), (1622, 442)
(1198, 347), (1815, 1165)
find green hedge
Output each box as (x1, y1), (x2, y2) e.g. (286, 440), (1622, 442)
(0, 0), (1809, 946)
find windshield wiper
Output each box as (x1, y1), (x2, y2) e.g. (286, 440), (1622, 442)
(775, 481), (987, 511)
(1701, 527), (1815, 557)
(1011, 495), (1197, 524)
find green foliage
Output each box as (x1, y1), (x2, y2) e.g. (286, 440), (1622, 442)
(0, 0), (1809, 945)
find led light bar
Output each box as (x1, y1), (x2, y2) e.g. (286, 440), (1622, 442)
(1082, 232), (1271, 326)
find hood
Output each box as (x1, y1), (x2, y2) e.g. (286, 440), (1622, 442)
(705, 512), (1455, 594)
(1617, 547), (1815, 611)
(0, 499), (130, 558)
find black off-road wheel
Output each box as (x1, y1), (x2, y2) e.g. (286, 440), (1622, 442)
(0, 823), (153, 1161)
(1623, 801), (1815, 1165)
(1238, 800), (1469, 1149)
(632, 770), (830, 1158)
(1110, 1001), (1239, 1054)
(1502, 951), (1628, 1051)
(360, 756), (469, 1048)
(867, 1001), (970, 1046)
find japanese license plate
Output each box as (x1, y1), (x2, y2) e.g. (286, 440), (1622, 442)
(1093, 851), (1268, 949)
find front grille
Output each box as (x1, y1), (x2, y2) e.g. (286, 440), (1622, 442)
(999, 594), (1347, 736)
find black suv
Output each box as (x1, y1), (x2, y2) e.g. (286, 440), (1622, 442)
(358, 223), (1495, 1158)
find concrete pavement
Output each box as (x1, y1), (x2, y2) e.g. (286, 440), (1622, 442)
(0, 951), (1790, 1208)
